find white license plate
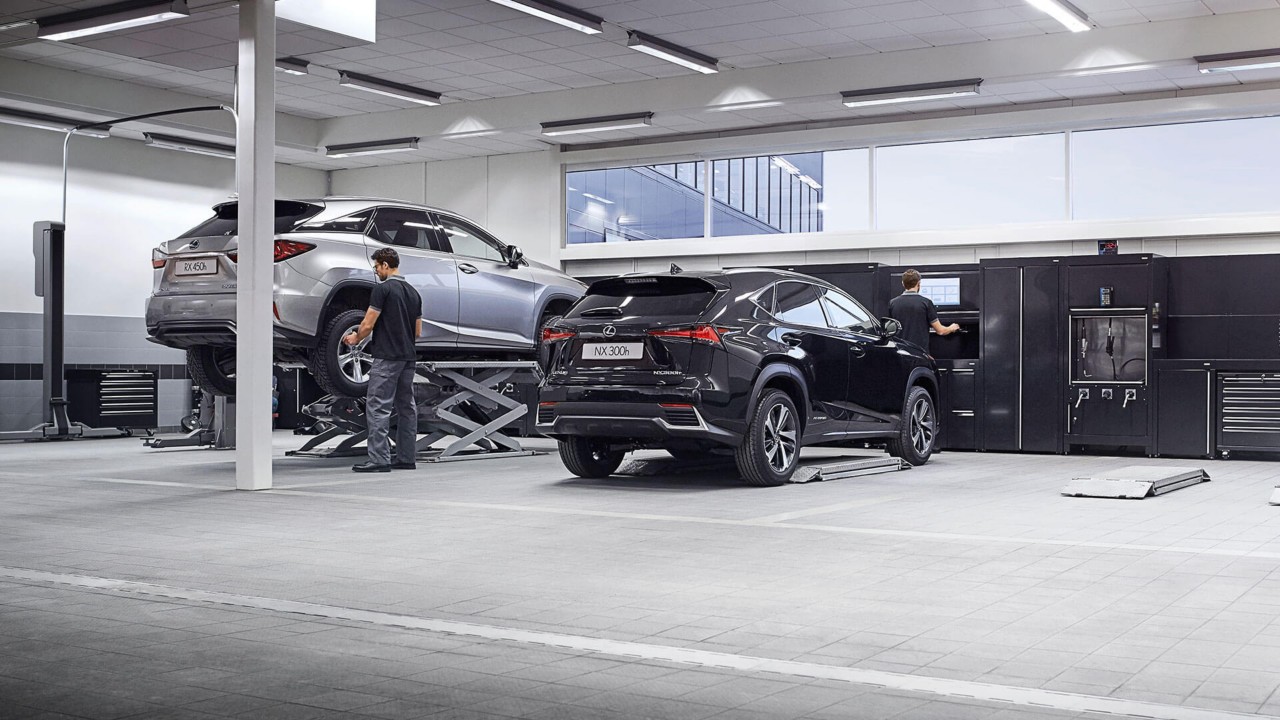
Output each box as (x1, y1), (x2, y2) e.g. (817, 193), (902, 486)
(583, 342), (644, 361)
(174, 258), (217, 276)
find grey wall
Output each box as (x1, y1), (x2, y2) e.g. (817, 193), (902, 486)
(0, 312), (189, 432)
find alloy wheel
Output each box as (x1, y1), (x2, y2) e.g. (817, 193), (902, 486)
(762, 402), (798, 473)
(909, 396), (935, 455)
(337, 322), (373, 384)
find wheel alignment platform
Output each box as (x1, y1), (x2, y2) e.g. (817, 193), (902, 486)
(616, 454), (909, 482)
(1061, 465), (1210, 499)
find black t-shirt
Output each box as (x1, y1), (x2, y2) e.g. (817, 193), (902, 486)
(888, 291), (938, 351)
(368, 276), (422, 361)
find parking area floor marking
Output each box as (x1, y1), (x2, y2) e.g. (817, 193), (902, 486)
(747, 495), (906, 523)
(267, 488), (1280, 561)
(0, 565), (1269, 720)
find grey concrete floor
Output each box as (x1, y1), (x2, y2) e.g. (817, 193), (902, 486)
(1, 431), (1279, 720)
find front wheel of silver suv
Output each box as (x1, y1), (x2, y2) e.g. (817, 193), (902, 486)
(310, 309), (374, 398)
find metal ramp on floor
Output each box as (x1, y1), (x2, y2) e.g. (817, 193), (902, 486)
(1270, 486), (1280, 506)
(1061, 466), (1210, 499)
(789, 456), (910, 483)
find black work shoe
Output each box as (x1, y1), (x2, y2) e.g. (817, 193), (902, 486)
(352, 462), (390, 473)
(391, 462), (417, 470)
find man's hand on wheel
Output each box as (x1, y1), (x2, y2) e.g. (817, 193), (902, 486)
(343, 332), (359, 346)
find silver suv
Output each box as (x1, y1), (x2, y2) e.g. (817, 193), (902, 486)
(146, 197), (586, 397)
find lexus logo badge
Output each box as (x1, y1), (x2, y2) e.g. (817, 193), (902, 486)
(189, 239), (200, 249)
(603, 325), (617, 338)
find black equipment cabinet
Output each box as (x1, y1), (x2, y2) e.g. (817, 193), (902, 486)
(1217, 372), (1280, 456)
(1155, 364), (1213, 459)
(877, 265), (983, 450)
(66, 369), (157, 431)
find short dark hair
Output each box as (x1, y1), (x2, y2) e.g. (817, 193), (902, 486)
(371, 247), (400, 269)
(902, 269), (921, 290)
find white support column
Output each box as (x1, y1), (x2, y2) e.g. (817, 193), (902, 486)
(235, 0), (275, 490)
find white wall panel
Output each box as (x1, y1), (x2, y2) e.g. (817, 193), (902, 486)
(0, 124), (324, 318)
(425, 157), (488, 228)
(487, 152), (559, 267)
(330, 163), (425, 203)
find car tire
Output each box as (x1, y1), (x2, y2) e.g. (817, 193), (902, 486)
(559, 437), (625, 478)
(311, 309), (374, 398)
(735, 389), (801, 486)
(186, 346), (236, 397)
(887, 386), (936, 466)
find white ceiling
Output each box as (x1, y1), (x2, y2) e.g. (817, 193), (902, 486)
(2, 0), (1280, 169)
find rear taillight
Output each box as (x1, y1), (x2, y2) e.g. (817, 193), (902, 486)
(647, 324), (725, 345)
(542, 327), (577, 342)
(227, 240), (315, 263)
(151, 249), (166, 269)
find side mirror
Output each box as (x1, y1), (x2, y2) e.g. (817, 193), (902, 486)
(881, 318), (901, 338)
(506, 245), (524, 268)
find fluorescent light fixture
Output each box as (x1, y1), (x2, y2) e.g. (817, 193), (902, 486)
(582, 193), (613, 205)
(486, 0), (603, 34)
(541, 112), (653, 136)
(275, 57), (310, 76)
(442, 130), (501, 140)
(798, 175), (822, 190)
(325, 137), (420, 158)
(770, 156), (800, 175)
(1025, 0), (1091, 33)
(1196, 49), (1280, 74)
(841, 78), (982, 108)
(38, 0), (189, 41)
(338, 72), (442, 106)
(627, 31), (718, 74)
(707, 100), (783, 112)
(144, 132), (234, 159)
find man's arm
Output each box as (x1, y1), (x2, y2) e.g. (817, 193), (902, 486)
(344, 308), (381, 345)
(415, 317), (423, 338)
(931, 319), (961, 335)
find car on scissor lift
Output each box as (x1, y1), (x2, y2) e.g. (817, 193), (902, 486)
(537, 269), (939, 486)
(145, 197), (586, 398)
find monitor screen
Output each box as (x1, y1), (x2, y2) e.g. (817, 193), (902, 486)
(919, 277), (961, 306)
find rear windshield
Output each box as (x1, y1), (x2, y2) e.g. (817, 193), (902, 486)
(179, 200), (323, 238)
(568, 276), (719, 318)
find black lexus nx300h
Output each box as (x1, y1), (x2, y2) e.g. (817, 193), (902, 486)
(538, 269), (940, 486)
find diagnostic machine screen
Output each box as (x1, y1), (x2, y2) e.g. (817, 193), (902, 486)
(919, 277), (961, 306)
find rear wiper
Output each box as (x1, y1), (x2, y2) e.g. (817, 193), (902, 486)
(580, 307), (623, 317)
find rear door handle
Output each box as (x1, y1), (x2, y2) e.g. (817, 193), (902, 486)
(458, 263), (478, 274)
(780, 332), (802, 347)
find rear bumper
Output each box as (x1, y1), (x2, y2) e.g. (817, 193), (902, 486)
(145, 294), (314, 350)
(537, 384), (740, 445)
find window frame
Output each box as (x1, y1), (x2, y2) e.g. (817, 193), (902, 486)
(366, 206), (445, 252)
(819, 286), (879, 335)
(772, 280), (829, 329)
(432, 212), (511, 264)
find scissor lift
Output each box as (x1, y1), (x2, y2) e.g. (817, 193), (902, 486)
(287, 360), (544, 462)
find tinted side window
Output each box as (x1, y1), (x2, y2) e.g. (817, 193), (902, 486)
(774, 282), (826, 327)
(821, 288), (877, 333)
(436, 215), (505, 262)
(298, 211), (372, 234)
(368, 208), (435, 250)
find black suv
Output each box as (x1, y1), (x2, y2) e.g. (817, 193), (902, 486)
(538, 269), (940, 486)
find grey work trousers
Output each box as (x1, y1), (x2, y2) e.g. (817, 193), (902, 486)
(366, 358), (418, 466)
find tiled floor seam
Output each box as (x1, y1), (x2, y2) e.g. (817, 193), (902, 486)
(0, 565), (1273, 720)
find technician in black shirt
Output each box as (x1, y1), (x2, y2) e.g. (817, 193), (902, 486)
(344, 247), (423, 473)
(888, 269), (960, 351)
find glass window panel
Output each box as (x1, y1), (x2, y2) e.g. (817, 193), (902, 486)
(876, 134), (1066, 230)
(774, 282), (826, 327)
(820, 288), (876, 333)
(436, 214), (504, 261)
(1072, 117), (1280, 220)
(566, 165), (706, 244)
(712, 159), (729, 203)
(729, 158), (743, 210)
(820, 148), (868, 232)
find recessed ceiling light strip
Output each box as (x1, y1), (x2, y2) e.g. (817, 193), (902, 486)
(627, 31), (718, 74)
(275, 57), (310, 76)
(1025, 0), (1091, 33)
(1195, 48), (1280, 74)
(541, 112), (654, 136)
(841, 79), (983, 108)
(325, 137), (420, 158)
(38, 0), (190, 41)
(143, 132), (235, 159)
(338, 72), (443, 106)
(485, 0), (603, 34)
